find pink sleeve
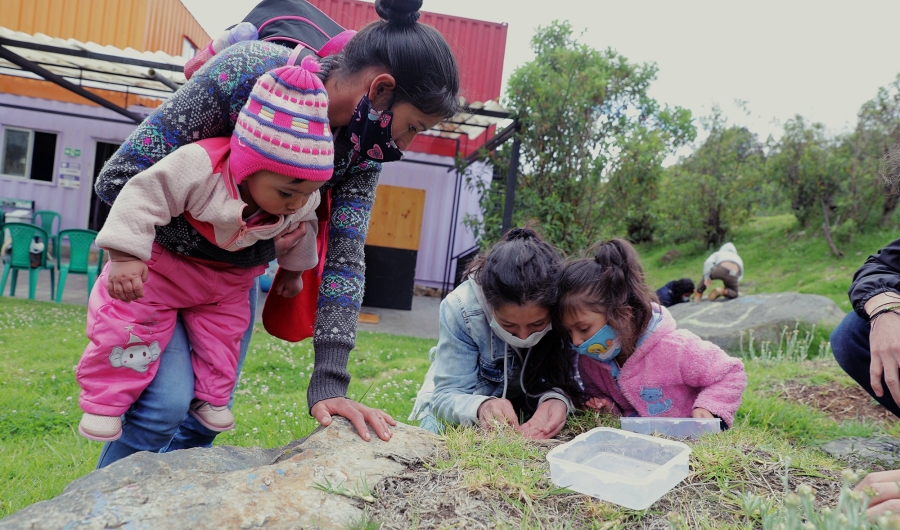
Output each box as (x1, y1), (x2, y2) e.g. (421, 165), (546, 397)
(674, 331), (747, 427)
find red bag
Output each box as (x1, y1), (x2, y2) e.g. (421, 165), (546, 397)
(262, 190), (331, 342)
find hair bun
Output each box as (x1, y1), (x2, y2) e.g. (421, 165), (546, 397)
(505, 227), (535, 242)
(374, 0), (422, 26)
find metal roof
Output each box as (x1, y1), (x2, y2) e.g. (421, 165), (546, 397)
(0, 26), (186, 122)
(425, 100), (512, 141)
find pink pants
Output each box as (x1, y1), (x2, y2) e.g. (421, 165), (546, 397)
(77, 244), (264, 416)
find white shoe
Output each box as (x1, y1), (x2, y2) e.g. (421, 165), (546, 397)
(79, 413), (122, 442)
(188, 400), (235, 431)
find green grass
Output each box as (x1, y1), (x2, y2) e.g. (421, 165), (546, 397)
(2, 295), (893, 525)
(5, 213), (900, 525)
(0, 297), (434, 517)
(636, 213), (900, 312)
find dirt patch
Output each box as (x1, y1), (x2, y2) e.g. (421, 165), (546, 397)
(773, 379), (899, 426)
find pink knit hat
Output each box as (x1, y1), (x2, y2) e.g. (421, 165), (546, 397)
(230, 64), (334, 183)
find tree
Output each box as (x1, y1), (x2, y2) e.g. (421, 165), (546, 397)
(854, 74), (900, 226)
(464, 21), (694, 254)
(659, 108), (764, 248)
(767, 116), (844, 256)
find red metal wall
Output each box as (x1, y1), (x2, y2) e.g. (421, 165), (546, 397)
(307, 0), (507, 156)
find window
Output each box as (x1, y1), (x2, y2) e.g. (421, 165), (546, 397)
(1, 127), (57, 182)
(182, 37), (198, 59)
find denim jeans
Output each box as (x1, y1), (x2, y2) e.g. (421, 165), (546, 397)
(96, 278), (258, 468)
(831, 310), (900, 418)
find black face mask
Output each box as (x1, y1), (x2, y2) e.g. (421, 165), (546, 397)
(347, 95), (404, 164)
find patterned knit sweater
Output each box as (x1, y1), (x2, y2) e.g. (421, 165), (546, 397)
(95, 41), (382, 408)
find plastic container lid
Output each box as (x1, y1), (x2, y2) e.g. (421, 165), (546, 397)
(620, 417), (721, 439)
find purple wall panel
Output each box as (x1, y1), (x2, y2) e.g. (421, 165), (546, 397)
(0, 93), (137, 231)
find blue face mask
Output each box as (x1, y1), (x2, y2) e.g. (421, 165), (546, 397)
(573, 324), (622, 363)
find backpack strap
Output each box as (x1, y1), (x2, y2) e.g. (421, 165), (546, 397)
(288, 29), (356, 65)
(288, 45), (315, 66)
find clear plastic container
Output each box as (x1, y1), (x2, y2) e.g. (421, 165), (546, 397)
(620, 417), (721, 439)
(546, 427), (691, 510)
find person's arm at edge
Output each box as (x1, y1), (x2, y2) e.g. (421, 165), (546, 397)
(853, 237), (900, 318)
(429, 294), (499, 426)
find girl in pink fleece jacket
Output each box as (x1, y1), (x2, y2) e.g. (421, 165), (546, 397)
(557, 239), (746, 428)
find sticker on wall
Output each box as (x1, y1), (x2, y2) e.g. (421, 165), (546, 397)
(59, 162), (81, 189)
(63, 148), (81, 157)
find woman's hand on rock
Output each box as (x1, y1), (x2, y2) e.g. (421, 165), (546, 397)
(310, 397), (396, 441)
(519, 398), (567, 440)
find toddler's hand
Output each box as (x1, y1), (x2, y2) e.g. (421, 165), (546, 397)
(273, 269), (304, 298)
(692, 407), (714, 419)
(585, 397), (614, 412)
(107, 258), (147, 302)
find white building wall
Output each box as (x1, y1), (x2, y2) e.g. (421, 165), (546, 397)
(377, 151), (491, 289)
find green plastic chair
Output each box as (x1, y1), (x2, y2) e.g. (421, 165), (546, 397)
(0, 223), (56, 300)
(32, 210), (61, 256)
(56, 229), (104, 303)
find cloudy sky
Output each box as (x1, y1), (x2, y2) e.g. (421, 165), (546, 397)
(182, 0), (900, 142)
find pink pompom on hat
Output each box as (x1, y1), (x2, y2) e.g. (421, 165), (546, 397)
(230, 64), (334, 184)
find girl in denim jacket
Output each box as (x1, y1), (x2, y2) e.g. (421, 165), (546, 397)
(410, 228), (583, 439)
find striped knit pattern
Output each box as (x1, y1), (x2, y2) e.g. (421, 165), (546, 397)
(230, 65), (333, 183)
(95, 40), (383, 408)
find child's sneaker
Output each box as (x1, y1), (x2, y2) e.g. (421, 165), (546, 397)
(78, 413), (122, 442)
(189, 399), (235, 431)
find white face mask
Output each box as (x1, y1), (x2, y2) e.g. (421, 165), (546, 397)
(489, 317), (552, 349)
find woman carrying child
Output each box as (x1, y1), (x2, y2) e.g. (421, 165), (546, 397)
(77, 63), (332, 442)
(93, 0), (460, 465)
(409, 228), (582, 439)
(557, 239), (747, 427)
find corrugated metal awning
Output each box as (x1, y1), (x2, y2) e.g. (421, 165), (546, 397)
(424, 100), (513, 141)
(0, 26), (514, 136)
(0, 26), (187, 123)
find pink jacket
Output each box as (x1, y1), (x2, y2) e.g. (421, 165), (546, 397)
(96, 137), (319, 272)
(577, 306), (746, 427)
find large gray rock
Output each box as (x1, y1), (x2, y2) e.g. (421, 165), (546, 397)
(1, 418), (440, 530)
(667, 292), (845, 353)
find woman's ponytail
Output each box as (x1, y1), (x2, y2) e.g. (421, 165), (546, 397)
(335, 0), (460, 118)
(375, 0), (423, 26)
(465, 226), (561, 311)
